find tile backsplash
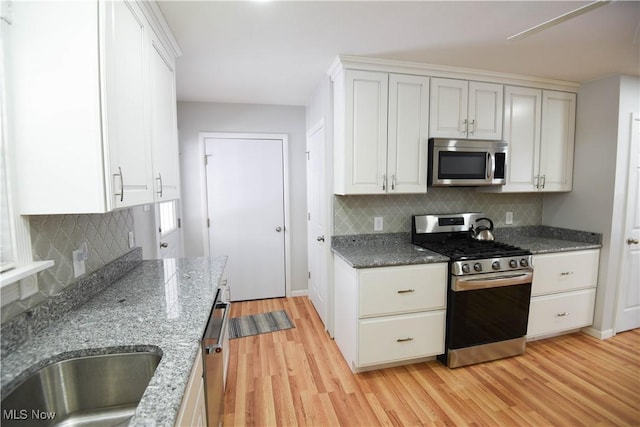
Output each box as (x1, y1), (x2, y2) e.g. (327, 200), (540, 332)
(1, 210), (134, 323)
(334, 188), (543, 235)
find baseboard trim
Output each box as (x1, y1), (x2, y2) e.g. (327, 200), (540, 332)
(290, 289), (308, 298)
(582, 327), (614, 340)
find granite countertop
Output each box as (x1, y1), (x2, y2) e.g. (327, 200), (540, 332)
(1, 256), (227, 427)
(332, 227), (602, 268)
(331, 233), (448, 268)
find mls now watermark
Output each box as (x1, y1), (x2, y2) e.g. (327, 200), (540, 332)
(3, 409), (57, 421)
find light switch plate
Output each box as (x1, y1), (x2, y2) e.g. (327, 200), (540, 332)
(72, 248), (85, 278)
(374, 216), (383, 231)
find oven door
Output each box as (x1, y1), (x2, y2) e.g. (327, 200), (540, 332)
(448, 270), (532, 349)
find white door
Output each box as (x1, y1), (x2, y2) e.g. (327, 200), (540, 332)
(616, 113), (640, 333)
(306, 122), (328, 328)
(155, 200), (182, 259)
(205, 138), (286, 301)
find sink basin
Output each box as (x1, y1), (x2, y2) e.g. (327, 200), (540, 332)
(1, 351), (161, 427)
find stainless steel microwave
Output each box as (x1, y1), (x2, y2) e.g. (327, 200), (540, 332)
(428, 138), (508, 187)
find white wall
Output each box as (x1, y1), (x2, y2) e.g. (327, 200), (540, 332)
(543, 74), (640, 335)
(177, 101), (308, 294)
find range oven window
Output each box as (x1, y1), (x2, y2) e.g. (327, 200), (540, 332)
(438, 151), (487, 179)
(448, 283), (532, 349)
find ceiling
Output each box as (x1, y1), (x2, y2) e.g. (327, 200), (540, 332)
(158, 0), (640, 106)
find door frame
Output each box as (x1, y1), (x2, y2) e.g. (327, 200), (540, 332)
(198, 132), (292, 298)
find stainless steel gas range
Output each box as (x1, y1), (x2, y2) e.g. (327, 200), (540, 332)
(411, 213), (534, 368)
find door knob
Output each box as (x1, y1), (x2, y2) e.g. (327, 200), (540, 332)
(316, 235), (325, 242)
(275, 226), (283, 232)
(160, 242), (168, 248)
(627, 238), (639, 245)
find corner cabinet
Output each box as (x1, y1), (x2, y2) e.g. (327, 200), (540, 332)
(333, 257), (447, 372)
(429, 78), (503, 140)
(333, 70), (429, 195)
(9, 0), (181, 214)
(527, 249), (599, 339)
(483, 87), (576, 193)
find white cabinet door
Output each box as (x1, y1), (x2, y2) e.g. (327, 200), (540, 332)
(540, 91), (576, 192)
(468, 81), (503, 140)
(429, 78), (468, 139)
(103, 0), (155, 209)
(149, 28), (181, 201)
(430, 78), (502, 140)
(501, 86), (542, 192)
(387, 74), (429, 193)
(338, 70), (389, 194)
(528, 289), (596, 338)
(531, 250), (600, 296)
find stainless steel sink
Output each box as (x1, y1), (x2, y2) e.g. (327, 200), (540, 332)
(1, 351), (161, 427)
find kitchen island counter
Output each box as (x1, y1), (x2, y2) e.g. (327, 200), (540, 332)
(1, 256), (227, 427)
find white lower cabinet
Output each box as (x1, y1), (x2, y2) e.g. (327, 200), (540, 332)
(175, 347), (207, 427)
(527, 249), (600, 339)
(334, 257), (447, 372)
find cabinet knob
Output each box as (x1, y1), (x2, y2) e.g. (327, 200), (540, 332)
(316, 235), (325, 242)
(160, 242), (168, 248)
(627, 238), (639, 245)
(556, 312), (569, 317)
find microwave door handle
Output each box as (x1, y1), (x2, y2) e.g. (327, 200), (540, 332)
(486, 152), (494, 180)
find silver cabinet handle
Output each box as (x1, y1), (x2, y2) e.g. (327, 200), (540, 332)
(468, 119), (475, 135)
(541, 174), (546, 189)
(556, 312), (569, 317)
(316, 235), (325, 242)
(534, 175), (539, 189)
(462, 118), (468, 135)
(627, 238), (639, 245)
(397, 289), (415, 294)
(391, 174), (395, 190)
(560, 271), (574, 276)
(160, 242), (168, 248)
(114, 166), (124, 202)
(156, 173), (163, 198)
(275, 226), (283, 232)
(397, 337), (414, 342)
(382, 174), (387, 191)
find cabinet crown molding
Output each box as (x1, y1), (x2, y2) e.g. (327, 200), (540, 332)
(329, 55), (579, 93)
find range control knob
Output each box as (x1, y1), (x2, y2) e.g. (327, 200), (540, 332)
(461, 263), (470, 274)
(509, 259), (518, 268)
(474, 263), (483, 272)
(492, 261), (501, 270)
(520, 258), (529, 268)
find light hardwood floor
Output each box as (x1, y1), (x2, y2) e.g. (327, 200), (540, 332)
(224, 297), (640, 426)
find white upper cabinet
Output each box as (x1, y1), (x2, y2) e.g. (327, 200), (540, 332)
(9, 0), (180, 214)
(149, 28), (181, 201)
(429, 78), (503, 140)
(103, 0), (155, 209)
(334, 70), (429, 195)
(539, 91), (576, 192)
(489, 87), (575, 193)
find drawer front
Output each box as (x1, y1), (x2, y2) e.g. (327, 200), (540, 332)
(527, 289), (596, 337)
(359, 263), (447, 317)
(532, 250), (599, 296)
(358, 310), (445, 366)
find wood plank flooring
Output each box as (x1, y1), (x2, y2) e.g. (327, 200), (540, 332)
(224, 297), (640, 426)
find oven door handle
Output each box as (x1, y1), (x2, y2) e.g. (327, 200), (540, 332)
(205, 302), (231, 354)
(452, 271), (533, 291)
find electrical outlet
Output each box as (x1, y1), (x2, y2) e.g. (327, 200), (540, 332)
(506, 211), (513, 225)
(374, 216), (383, 231)
(128, 231), (135, 248)
(72, 248), (86, 278)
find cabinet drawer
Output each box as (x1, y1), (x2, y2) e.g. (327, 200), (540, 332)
(358, 310), (445, 366)
(358, 263), (447, 317)
(527, 289), (596, 338)
(532, 250), (599, 296)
